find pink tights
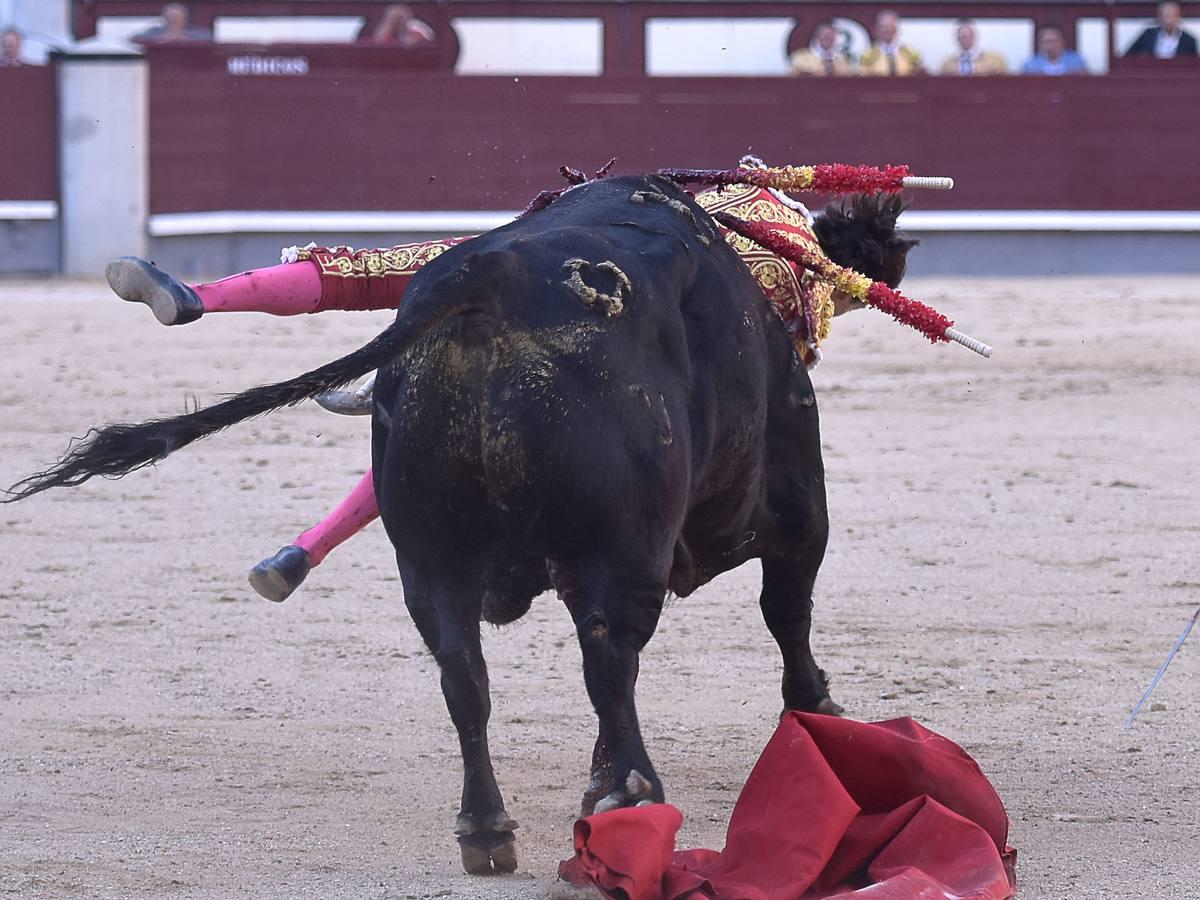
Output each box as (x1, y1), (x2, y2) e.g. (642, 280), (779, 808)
(293, 468), (381, 567)
(192, 263), (384, 569)
(193, 261), (324, 316)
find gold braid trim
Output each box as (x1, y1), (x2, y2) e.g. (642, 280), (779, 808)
(815, 283), (836, 344)
(697, 186), (835, 361)
(302, 241), (459, 279)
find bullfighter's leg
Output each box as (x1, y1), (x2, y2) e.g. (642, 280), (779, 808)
(104, 240), (473, 324)
(248, 468), (381, 602)
(553, 559), (665, 812)
(104, 257), (324, 324)
(402, 564), (518, 875)
(759, 556), (843, 715)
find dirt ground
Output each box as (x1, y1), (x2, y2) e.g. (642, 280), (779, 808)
(1, 275), (1197, 899)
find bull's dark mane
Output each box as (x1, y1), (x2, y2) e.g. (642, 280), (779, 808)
(813, 193), (919, 289)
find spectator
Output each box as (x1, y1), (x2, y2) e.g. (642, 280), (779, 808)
(1022, 25), (1088, 74)
(1125, 1), (1198, 57)
(366, 4), (435, 49)
(134, 3), (211, 44)
(859, 10), (924, 75)
(939, 19), (1007, 75)
(0, 25), (26, 65)
(790, 21), (855, 76)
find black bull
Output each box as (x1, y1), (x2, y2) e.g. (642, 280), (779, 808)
(8, 176), (908, 875)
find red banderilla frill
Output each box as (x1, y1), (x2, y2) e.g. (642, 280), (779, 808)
(714, 211), (992, 357)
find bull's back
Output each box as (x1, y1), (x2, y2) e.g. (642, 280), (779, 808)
(374, 176), (780, 565)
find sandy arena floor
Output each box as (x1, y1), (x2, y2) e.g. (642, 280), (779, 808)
(1, 276), (1198, 898)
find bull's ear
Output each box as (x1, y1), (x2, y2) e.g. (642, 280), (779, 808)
(879, 235), (919, 288)
(860, 240), (884, 272)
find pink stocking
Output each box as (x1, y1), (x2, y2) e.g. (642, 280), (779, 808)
(192, 261), (324, 316)
(294, 468), (381, 567)
(191, 237), (477, 316)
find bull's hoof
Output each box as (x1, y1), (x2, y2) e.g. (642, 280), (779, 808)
(455, 809), (519, 875)
(781, 696), (845, 719)
(580, 784), (608, 818)
(248, 545), (312, 603)
(491, 838), (519, 874)
(105, 257), (204, 326)
(816, 696), (845, 716)
(458, 832), (519, 875)
(593, 769), (656, 814)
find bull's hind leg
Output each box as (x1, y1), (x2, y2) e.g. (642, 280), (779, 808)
(760, 555), (843, 715)
(552, 560), (666, 813)
(580, 731), (615, 816)
(402, 569), (518, 875)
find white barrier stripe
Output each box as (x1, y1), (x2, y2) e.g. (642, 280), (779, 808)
(0, 201), (59, 221)
(147, 209), (1200, 237)
(899, 210), (1200, 232)
(148, 210), (518, 237)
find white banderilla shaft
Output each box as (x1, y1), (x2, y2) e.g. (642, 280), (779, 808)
(944, 327), (993, 358)
(354, 372), (378, 401)
(901, 176), (955, 190)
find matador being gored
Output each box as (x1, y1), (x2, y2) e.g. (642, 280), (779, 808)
(104, 163), (946, 602)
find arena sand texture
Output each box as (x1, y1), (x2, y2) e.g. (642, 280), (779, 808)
(1, 277), (1197, 898)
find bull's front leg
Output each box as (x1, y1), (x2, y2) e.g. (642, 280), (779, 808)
(760, 556), (843, 715)
(554, 560), (665, 813)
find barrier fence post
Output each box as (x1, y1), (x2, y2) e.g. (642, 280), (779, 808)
(55, 47), (148, 276)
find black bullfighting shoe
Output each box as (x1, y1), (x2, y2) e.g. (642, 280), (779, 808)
(104, 256), (204, 325)
(248, 545), (312, 603)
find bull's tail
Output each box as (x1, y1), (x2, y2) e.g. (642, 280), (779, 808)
(5, 290), (474, 503)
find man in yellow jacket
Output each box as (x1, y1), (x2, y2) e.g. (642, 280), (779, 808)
(858, 10), (924, 75)
(790, 21), (857, 76)
(939, 19), (1008, 75)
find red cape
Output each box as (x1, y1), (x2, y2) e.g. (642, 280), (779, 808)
(560, 713), (1016, 899)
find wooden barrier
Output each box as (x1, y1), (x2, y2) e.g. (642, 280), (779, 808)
(74, 0), (1176, 68)
(0, 66), (58, 205)
(144, 44), (1200, 214)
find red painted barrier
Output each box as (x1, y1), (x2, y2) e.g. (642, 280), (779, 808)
(144, 45), (1200, 214)
(0, 66), (59, 204)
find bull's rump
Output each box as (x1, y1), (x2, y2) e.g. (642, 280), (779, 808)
(374, 176), (780, 569)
